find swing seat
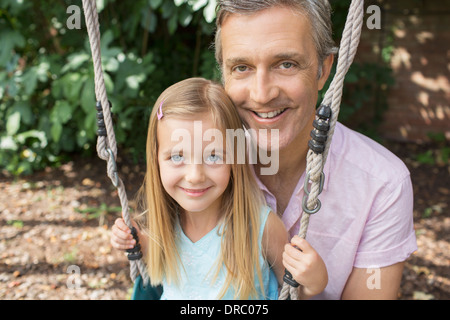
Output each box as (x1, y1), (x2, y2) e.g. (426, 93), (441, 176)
(131, 276), (163, 300)
(131, 268), (279, 300)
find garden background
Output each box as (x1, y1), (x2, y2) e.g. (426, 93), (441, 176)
(1, 0), (448, 300)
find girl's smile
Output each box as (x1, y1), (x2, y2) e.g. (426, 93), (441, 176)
(179, 186), (212, 197)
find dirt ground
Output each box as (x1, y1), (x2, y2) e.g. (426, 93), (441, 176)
(0, 141), (448, 300)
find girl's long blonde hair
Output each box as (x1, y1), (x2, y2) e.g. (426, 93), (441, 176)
(137, 78), (266, 299)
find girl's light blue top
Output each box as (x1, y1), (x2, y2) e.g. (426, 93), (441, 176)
(160, 206), (279, 300)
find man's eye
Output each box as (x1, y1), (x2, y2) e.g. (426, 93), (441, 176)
(234, 65), (248, 73)
(280, 62), (294, 69)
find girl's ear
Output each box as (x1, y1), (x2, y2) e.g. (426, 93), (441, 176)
(318, 54), (334, 91)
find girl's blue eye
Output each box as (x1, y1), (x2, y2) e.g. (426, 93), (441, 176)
(206, 154), (221, 164)
(171, 155), (184, 163)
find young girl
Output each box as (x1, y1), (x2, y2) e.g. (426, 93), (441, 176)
(112, 78), (288, 299)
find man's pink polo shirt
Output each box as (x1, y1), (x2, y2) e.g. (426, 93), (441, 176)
(255, 122), (417, 299)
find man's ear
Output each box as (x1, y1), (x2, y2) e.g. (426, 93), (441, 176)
(318, 54), (334, 91)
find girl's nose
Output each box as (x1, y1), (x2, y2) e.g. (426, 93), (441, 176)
(185, 164), (206, 185)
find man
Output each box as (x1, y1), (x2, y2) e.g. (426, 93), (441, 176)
(214, 0), (417, 299)
(112, 0), (417, 300)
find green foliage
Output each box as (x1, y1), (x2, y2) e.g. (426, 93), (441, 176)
(318, 1), (395, 141)
(0, 0), (218, 175)
(1, 0), (397, 175)
(318, 60), (394, 142)
(75, 202), (122, 226)
(415, 133), (450, 166)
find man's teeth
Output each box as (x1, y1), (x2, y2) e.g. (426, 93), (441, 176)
(256, 109), (285, 119)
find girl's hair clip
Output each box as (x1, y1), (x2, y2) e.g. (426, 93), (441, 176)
(157, 100), (164, 120)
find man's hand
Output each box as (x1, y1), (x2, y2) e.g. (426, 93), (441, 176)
(282, 236), (328, 299)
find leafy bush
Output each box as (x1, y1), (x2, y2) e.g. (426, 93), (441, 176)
(318, 1), (395, 141)
(0, 0), (394, 175)
(0, 0), (218, 175)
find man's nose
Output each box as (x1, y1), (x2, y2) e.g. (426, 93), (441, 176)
(249, 69), (279, 105)
(185, 164), (206, 185)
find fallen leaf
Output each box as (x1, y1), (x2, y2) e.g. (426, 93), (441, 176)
(412, 265), (431, 276)
(8, 281), (21, 288)
(82, 178), (95, 186)
(413, 291), (435, 300)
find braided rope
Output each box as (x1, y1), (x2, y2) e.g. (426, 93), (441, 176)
(279, 0), (364, 300)
(81, 0), (149, 285)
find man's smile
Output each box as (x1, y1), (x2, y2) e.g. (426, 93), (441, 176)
(247, 107), (289, 124)
(252, 108), (287, 119)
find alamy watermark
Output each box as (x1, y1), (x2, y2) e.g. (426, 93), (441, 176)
(170, 122), (280, 176)
(366, 5), (381, 30)
(65, 4), (382, 31)
(366, 268), (382, 290)
(66, 5), (81, 30)
(66, 265), (82, 290)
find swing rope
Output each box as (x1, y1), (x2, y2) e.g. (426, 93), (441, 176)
(82, 0), (364, 298)
(278, 0), (365, 300)
(82, 0), (149, 285)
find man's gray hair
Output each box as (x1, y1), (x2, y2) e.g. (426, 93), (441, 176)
(214, 0), (338, 76)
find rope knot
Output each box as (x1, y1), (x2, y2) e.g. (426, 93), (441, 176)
(308, 104), (332, 155)
(127, 227), (144, 261)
